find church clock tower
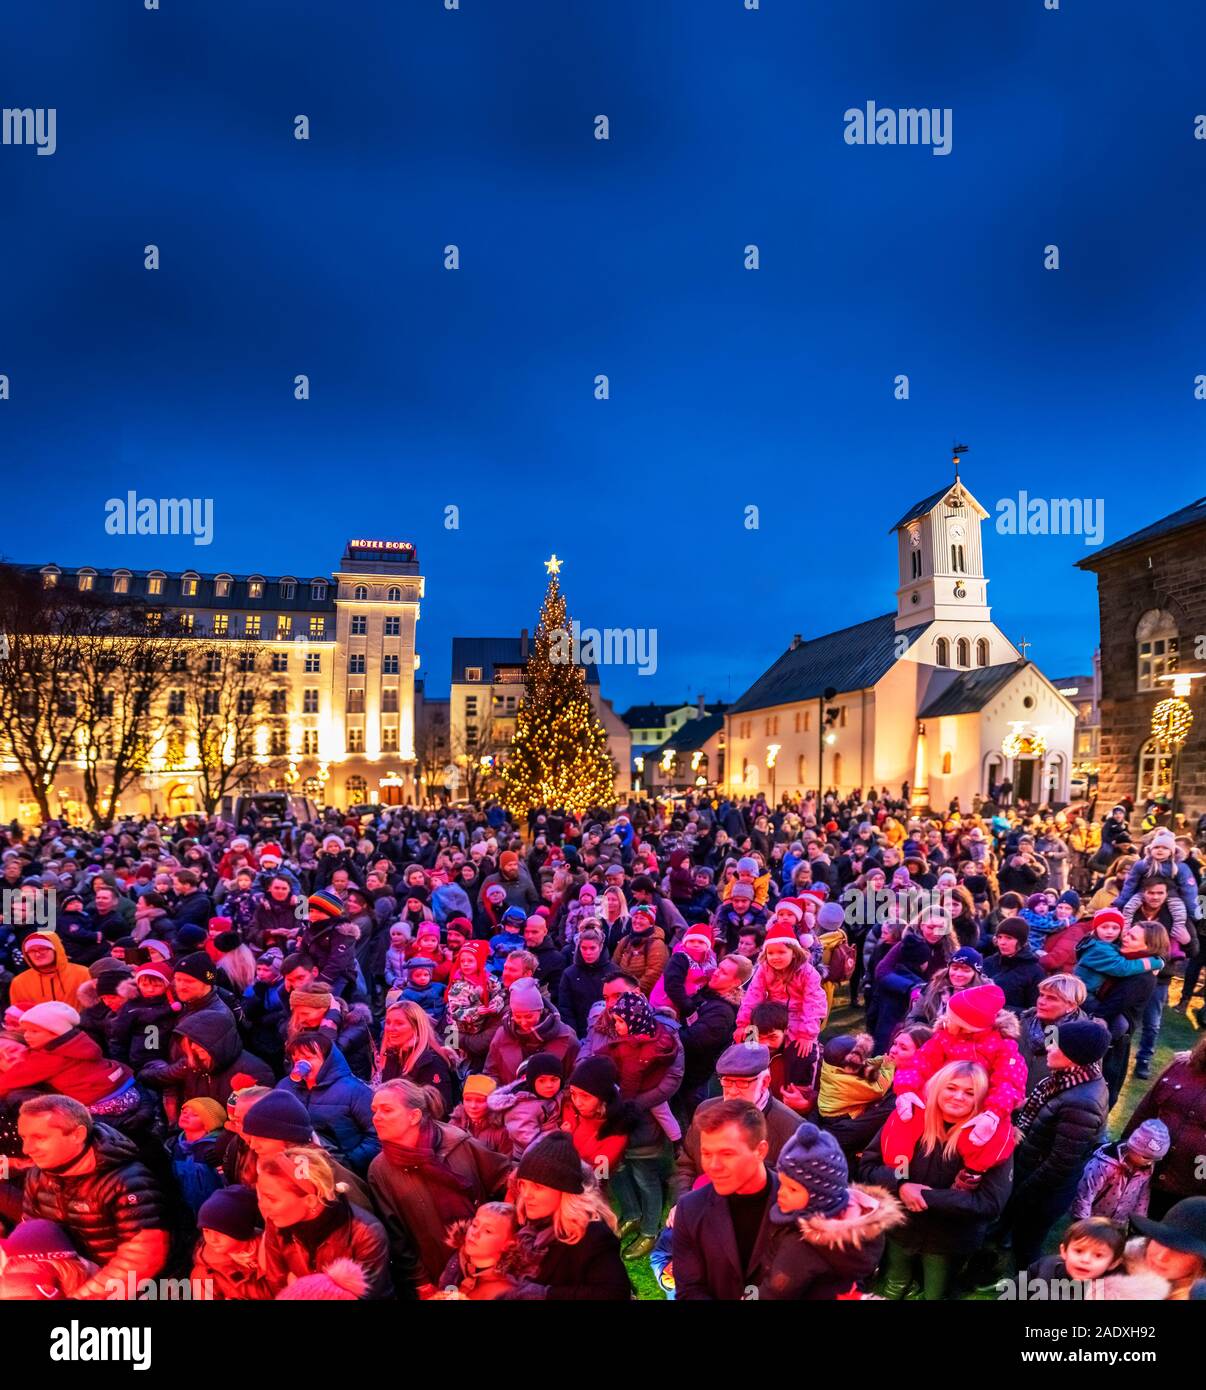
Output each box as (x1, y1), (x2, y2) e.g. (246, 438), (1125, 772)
(892, 470), (993, 632)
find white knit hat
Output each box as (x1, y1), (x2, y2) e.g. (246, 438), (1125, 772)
(20, 1001), (80, 1037)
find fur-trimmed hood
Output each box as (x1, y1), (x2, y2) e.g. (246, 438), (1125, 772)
(795, 1183), (907, 1252)
(77, 977), (138, 1009)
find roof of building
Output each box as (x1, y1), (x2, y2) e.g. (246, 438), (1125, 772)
(14, 563), (336, 613)
(1047, 674), (1094, 692)
(916, 661), (1028, 718)
(890, 477), (989, 533)
(451, 636), (600, 685)
(729, 614), (931, 714)
(620, 702), (688, 727)
(1076, 496), (1206, 569)
(657, 711), (727, 753)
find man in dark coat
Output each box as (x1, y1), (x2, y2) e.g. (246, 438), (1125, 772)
(677, 955), (754, 1120)
(672, 1099), (779, 1299)
(983, 921), (1044, 1013)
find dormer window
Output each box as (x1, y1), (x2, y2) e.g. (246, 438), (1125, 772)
(311, 580), (328, 602)
(112, 570), (130, 594)
(387, 586), (402, 602)
(215, 574), (233, 598)
(248, 576), (265, 599)
(77, 569), (96, 592)
(466, 666), (482, 682)
(279, 579), (296, 600)
(147, 571), (165, 596)
(181, 572), (199, 597)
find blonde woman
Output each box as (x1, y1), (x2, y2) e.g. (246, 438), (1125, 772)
(372, 998), (460, 1117)
(860, 1060), (1014, 1299)
(501, 1131), (631, 1300)
(256, 1146), (392, 1298)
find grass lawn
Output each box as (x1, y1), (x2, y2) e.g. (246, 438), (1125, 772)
(623, 987), (1201, 1301)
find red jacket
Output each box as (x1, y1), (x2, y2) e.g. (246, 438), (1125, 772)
(1039, 922), (1089, 975)
(0, 1028), (133, 1105)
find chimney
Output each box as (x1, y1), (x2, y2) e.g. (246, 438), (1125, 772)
(697, 693), (706, 717)
(790, 634), (802, 650)
(520, 628), (529, 662)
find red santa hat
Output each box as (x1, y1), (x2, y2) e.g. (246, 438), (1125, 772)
(681, 926), (714, 951)
(257, 842), (284, 865)
(763, 921), (806, 957)
(775, 898), (805, 923)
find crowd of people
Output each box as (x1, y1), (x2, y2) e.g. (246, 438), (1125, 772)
(1, 787), (1205, 1302)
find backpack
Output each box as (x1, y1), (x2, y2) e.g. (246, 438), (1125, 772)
(820, 929), (855, 985)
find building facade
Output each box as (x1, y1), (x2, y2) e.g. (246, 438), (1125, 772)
(1077, 498), (1206, 821)
(0, 540), (424, 821)
(725, 474), (1077, 812)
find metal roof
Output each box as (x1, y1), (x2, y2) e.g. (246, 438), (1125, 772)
(917, 661), (1027, 718)
(1076, 496), (1206, 569)
(729, 614), (931, 714)
(451, 635), (599, 685)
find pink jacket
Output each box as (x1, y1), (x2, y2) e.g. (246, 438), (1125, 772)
(892, 1026), (1027, 1122)
(735, 959), (827, 1044)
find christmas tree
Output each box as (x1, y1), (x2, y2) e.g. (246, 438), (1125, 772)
(499, 557), (617, 817)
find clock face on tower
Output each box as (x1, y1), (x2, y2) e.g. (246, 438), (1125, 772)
(908, 528), (921, 549)
(950, 523), (965, 541)
(954, 583), (967, 599)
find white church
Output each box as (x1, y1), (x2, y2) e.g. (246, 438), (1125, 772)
(725, 472), (1077, 812)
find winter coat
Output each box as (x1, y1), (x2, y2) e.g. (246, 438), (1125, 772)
(169, 1129), (230, 1215)
(594, 1022), (684, 1148)
(679, 988), (741, 1097)
(860, 1124), (1013, 1256)
(484, 1005), (580, 1086)
(650, 945), (715, 1017)
(397, 980), (446, 1029)
(1018, 1005), (1087, 1090)
(445, 971), (505, 1035)
(893, 1023), (1026, 1124)
(673, 1171), (779, 1300)
(713, 901), (770, 954)
(486, 1079), (562, 1156)
(190, 1241), (275, 1301)
(22, 1122), (169, 1298)
(509, 1218), (631, 1301)
(368, 1121), (512, 1288)
(758, 1183), (907, 1300)
(984, 947), (1045, 1012)
(611, 923), (669, 995)
(1013, 1071), (1110, 1215)
(139, 1008), (274, 1120)
(447, 1102), (511, 1156)
(302, 917), (361, 985)
(276, 1045), (380, 1173)
(1071, 1142), (1155, 1223)
(249, 895), (298, 952)
(1039, 921), (1090, 975)
(1075, 938), (1163, 995)
(556, 946), (610, 1037)
(0, 1027), (133, 1106)
(1114, 854), (1200, 920)
(261, 1195), (392, 1299)
(8, 932), (90, 1010)
(1122, 1058), (1206, 1201)
(735, 958), (828, 1045)
(673, 1095), (799, 1201)
(240, 977), (286, 1070)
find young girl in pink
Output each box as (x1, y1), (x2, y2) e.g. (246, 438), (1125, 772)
(734, 921), (828, 1055)
(650, 927), (716, 1018)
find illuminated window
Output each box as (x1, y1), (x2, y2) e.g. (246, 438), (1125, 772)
(181, 574), (198, 597)
(212, 614), (229, 635)
(248, 577), (264, 599)
(347, 727), (364, 753)
(1136, 609), (1179, 692)
(302, 689), (319, 713)
(77, 570), (95, 591)
(147, 572), (165, 596)
(112, 571), (130, 593)
(309, 616), (326, 639)
(382, 727), (398, 752)
(215, 575), (232, 597)
(245, 615), (261, 637)
(277, 615), (292, 639)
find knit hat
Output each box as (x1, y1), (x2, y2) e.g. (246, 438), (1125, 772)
(821, 1035), (862, 1068)
(1026, 893), (1049, 911)
(736, 857), (759, 875)
(181, 1097), (227, 1133)
(457, 940), (490, 974)
(949, 947), (983, 970)
(88, 956), (124, 979)
(242, 1090), (314, 1143)
(260, 948), (284, 970)
(462, 1074), (497, 1099)
(775, 899), (804, 923)
(0, 1219), (81, 1261)
(141, 939), (172, 961)
(1052, 1019), (1110, 1067)
(96, 968), (133, 996)
(997, 919), (1030, 944)
(774, 1122), (849, 1222)
(499, 851), (519, 872)
(214, 930), (242, 954)
(1092, 907), (1126, 934)
(569, 1055), (620, 1105)
(508, 978), (544, 1014)
(501, 906), (528, 928)
(523, 1052), (564, 1085)
(307, 889), (344, 924)
(947, 984), (1005, 1032)
(610, 991), (656, 1036)
(717, 1042), (771, 1078)
(515, 1132), (584, 1195)
(197, 1185), (263, 1241)
(484, 884), (508, 904)
(1058, 889), (1081, 910)
(1127, 1118), (1171, 1162)
(276, 1258), (368, 1301)
(681, 927), (713, 951)
(20, 933), (57, 955)
(817, 902), (846, 931)
(729, 880), (755, 902)
(176, 924), (208, 951)
(208, 916), (234, 935)
(19, 1001), (79, 1037)
(290, 981), (333, 1012)
(405, 956), (437, 974)
(1149, 827), (1177, 854)
(174, 952), (216, 985)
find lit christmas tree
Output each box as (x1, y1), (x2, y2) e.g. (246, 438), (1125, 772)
(499, 556), (617, 817)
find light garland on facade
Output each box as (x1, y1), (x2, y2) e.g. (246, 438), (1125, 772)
(1151, 697), (1193, 747)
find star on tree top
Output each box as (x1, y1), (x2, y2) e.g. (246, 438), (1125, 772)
(544, 555), (563, 576)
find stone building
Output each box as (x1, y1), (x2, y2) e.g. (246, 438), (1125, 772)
(1076, 497), (1206, 821)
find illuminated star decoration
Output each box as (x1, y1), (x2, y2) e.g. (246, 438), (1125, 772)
(544, 554), (563, 575)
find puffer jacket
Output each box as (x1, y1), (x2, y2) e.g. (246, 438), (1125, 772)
(484, 1005), (580, 1085)
(276, 1044), (380, 1173)
(1013, 1070), (1110, 1212)
(984, 947), (1045, 1013)
(758, 1182), (907, 1300)
(261, 1194), (392, 1299)
(0, 1026), (133, 1106)
(594, 1022), (685, 1148)
(556, 944), (611, 1037)
(892, 1021), (1026, 1124)
(139, 1008), (274, 1118)
(486, 1079), (562, 1156)
(22, 1122), (170, 1299)
(611, 923), (669, 995)
(1071, 1141), (1154, 1223)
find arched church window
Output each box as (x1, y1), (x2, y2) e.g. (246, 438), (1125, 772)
(935, 637), (949, 667)
(956, 638), (970, 667)
(976, 638), (990, 668)
(1135, 609), (1179, 692)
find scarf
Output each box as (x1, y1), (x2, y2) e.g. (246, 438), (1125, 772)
(381, 1123), (478, 1224)
(1015, 1062), (1101, 1134)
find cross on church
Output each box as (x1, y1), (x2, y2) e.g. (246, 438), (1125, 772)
(1018, 636), (1031, 659)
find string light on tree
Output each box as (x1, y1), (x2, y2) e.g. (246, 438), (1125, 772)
(1151, 698), (1193, 747)
(498, 558), (617, 816)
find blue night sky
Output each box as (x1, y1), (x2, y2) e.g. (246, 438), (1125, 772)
(4, 0), (1206, 710)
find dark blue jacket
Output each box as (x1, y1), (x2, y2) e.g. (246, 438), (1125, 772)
(277, 1045), (381, 1174)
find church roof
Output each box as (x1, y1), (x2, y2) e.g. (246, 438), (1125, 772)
(729, 614), (931, 715)
(1075, 496), (1206, 569)
(890, 478), (989, 532)
(917, 661), (1027, 718)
